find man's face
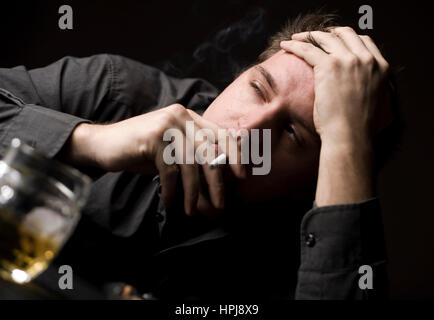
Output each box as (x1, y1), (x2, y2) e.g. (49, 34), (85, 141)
(203, 50), (321, 201)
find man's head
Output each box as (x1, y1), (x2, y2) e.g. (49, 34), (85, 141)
(203, 13), (398, 202)
(202, 13), (338, 201)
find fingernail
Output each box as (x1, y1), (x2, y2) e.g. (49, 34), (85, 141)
(185, 205), (192, 216)
(214, 192), (225, 210)
(185, 203), (196, 216)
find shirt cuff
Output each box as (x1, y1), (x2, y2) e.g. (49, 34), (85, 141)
(299, 198), (386, 272)
(0, 103), (90, 158)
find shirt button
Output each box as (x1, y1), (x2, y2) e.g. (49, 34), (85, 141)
(305, 233), (316, 247)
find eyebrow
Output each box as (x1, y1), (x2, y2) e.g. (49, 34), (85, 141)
(255, 65), (279, 95)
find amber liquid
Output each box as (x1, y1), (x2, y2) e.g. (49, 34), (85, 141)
(0, 210), (60, 284)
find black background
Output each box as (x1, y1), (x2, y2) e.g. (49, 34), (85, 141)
(0, 0), (433, 299)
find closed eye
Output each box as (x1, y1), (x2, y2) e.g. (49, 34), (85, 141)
(249, 81), (266, 102)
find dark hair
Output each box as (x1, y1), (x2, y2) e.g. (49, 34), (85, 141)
(258, 12), (339, 61)
(257, 12), (402, 170)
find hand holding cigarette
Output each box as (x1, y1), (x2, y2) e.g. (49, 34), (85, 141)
(68, 104), (246, 216)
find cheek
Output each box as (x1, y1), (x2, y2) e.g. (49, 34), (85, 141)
(203, 88), (241, 128)
(236, 137), (319, 201)
(202, 93), (228, 121)
(203, 74), (261, 129)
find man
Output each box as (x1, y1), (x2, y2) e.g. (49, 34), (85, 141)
(0, 13), (393, 299)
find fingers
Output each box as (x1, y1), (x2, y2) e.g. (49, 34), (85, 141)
(289, 28), (372, 63)
(155, 144), (179, 210)
(330, 27), (373, 61)
(202, 162), (225, 210)
(280, 39), (329, 67)
(283, 27), (388, 73)
(291, 31), (350, 56)
(157, 105), (250, 216)
(188, 109), (247, 179)
(359, 35), (390, 72)
(191, 130), (226, 209)
(178, 162), (200, 216)
(187, 118), (226, 212)
(330, 28), (389, 72)
(160, 106), (227, 215)
(215, 128), (247, 179)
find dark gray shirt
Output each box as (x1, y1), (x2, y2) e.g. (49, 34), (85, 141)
(0, 54), (387, 299)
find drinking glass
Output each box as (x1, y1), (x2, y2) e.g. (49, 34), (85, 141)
(0, 138), (90, 284)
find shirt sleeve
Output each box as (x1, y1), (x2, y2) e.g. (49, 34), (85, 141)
(295, 198), (388, 300)
(0, 98), (88, 158)
(0, 54), (219, 159)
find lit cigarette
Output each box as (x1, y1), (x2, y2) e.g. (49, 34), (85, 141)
(209, 153), (227, 169)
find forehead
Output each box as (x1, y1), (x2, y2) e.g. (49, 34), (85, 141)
(258, 50), (315, 119)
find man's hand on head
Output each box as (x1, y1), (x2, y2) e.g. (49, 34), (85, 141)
(280, 27), (390, 206)
(281, 27), (389, 145)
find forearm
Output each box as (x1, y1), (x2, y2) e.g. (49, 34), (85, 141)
(315, 135), (374, 206)
(60, 121), (145, 173)
(60, 117), (157, 175)
(60, 123), (102, 168)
